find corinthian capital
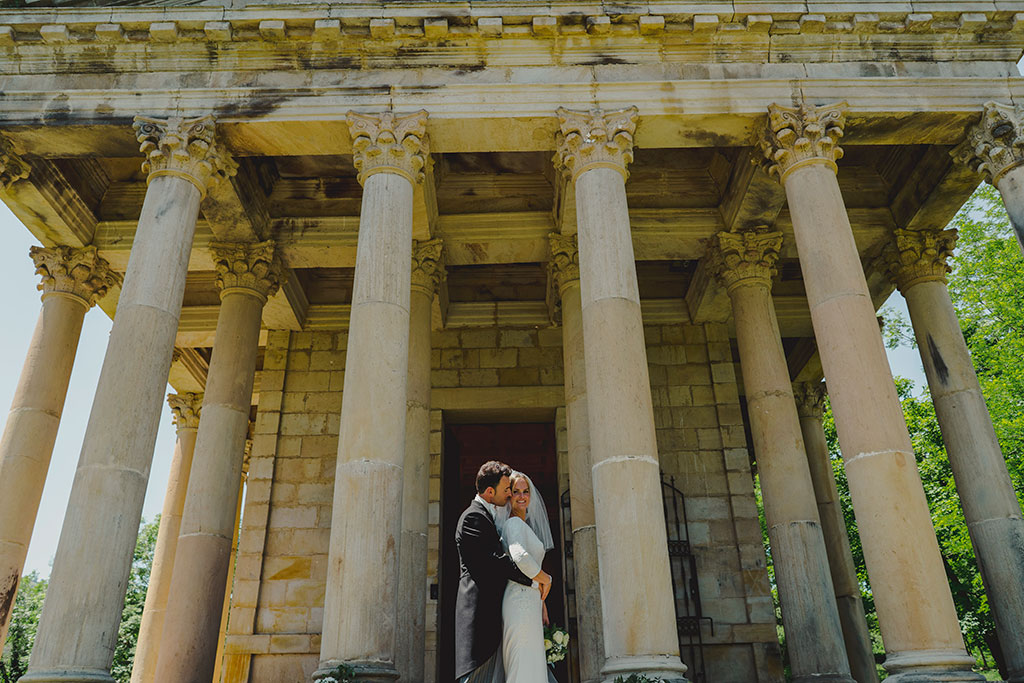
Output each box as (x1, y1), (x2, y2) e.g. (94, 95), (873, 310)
(953, 101), (1024, 185)
(411, 238), (445, 297)
(705, 228), (783, 293)
(555, 107), (638, 181)
(211, 240), (283, 301)
(0, 135), (29, 191)
(168, 392), (203, 430)
(548, 232), (580, 295)
(347, 110), (429, 185)
(133, 115), (237, 198)
(792, 382), (827, 419)
(760, 102), (847, 182)
(883, 227), (958, 293)
(30, 245), (119, 308)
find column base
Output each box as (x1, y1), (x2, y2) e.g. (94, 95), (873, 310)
(601, 654), (688, 683)
(313, 660), (399, 683)
(18, 670), (115, 683)
(793, 675), (857, 683)
(883, 650), (986, 683)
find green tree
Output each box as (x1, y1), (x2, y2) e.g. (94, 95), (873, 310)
(1, 517), (160, 683)
(0, 572), (46, 683)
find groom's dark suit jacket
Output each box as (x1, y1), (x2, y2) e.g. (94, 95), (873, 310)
(454, 498), (533, 680)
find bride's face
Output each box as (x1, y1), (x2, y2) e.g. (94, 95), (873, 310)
(510, 477), (530, 517)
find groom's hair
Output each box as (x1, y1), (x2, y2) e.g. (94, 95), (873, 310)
(476, 460), (512, 493)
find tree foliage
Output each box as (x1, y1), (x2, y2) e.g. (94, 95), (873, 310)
(1, 517), (159, 683)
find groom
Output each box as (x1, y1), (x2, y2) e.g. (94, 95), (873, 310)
(455, 460), (551, 682)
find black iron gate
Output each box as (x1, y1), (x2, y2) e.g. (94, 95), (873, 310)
(559, 472), (712, 682)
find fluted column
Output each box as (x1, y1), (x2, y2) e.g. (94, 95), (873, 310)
(706, 229), (852, 683)
(954, 101), (1024, 253)
(396, 239), (444, 682)
(130, 392), (203, 683)
(555, 107), (688, 683)
(549, 232), (605, 683)
(0, 246), (115, 647)
(885, 228), (1024, 682)
(317, 111), (426, 682)
(156, 242), (281, 683)
(792, 383), (879, 683)
(761, 102), (981, 683)
(23, 116), (234, 683)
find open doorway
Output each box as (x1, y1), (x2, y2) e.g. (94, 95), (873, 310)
(437, 422), (566, 682)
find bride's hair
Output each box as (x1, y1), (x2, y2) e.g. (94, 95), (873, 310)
(497, 470), (555, 551)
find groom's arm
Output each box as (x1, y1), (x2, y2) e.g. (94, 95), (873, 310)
(458, 510), (533, 587)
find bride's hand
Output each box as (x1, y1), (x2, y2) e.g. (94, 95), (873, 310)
(542, 601), (550, 626)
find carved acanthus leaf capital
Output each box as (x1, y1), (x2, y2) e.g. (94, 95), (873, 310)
(0, 135), (29, 191)
(168, 392), (203, 430)
(30, 245), (119, 308)
(548, 232), (580, 295)
(211, 240), (283, 301)
(347, 110), (429, 185)
(133, 115), (237, 198)
(953, 101), (1024, 185)
(792, 382), (827, 419)
(705, 228), (783, 293)
(759, 102), (847, 182)
(411, 238), (446, 296)
(884, 227), (958, 293)
(555, 107), (638, 181)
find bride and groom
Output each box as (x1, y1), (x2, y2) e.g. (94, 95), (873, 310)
(455, 460), (561, 683)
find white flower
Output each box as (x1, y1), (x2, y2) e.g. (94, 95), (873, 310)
(554, 630), (566, 645)
(544, 638), (553, 650)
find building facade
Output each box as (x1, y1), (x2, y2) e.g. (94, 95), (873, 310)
(0, 1), (1023, 682)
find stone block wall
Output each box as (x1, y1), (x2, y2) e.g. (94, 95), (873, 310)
(645, 321), (784, 683)
(221, 322), (782, 683)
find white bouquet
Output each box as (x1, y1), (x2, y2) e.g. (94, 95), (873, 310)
(544, 624), (570, 664)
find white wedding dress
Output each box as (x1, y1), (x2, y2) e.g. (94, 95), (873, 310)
(500, 515), (557, 683)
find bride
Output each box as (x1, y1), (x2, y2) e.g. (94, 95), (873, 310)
(493, 471), (560, 683)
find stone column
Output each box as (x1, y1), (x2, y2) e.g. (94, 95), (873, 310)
(395, 239), (444, 682)
(22, 116), (234, 683)
(213, 439), (250, 683)
(760, 101), (982, 683)
(316, 111), (426, 682)
(0, 246), (115, 647)
(792, 382), (879, 683)
(954, 101), (1024, 253)
(885, 227), (1024, 682)
(549, 232), (605, 683)
(155, 242), (281, 683)
(555, 107), (688, 683)
(706, 229), (853, 683)
(129, 393), (202, 683)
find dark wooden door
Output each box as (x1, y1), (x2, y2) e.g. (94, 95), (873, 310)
(438, 422), (565, 682)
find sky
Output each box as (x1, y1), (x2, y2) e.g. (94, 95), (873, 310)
(0, 198), (930, 578)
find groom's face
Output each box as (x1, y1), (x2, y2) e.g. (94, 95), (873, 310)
(490, 475), (513, 506)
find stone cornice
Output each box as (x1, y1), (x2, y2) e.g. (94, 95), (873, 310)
(705, 228), (783, 293)
(760, 101), (848, 182)
(0, 8), (1016, 50)
(792, 381), (827, 420)
(410, 238), (445, 297)
(0, 134), (28, 191)
(133, 115), (237, 198)
(548, 232), (579, 296)
(953, 101), (1024, 185)
(167, 391), (203, 430)
(210, 240), (283, 302)
(30, 245), (118, 308)
(884, 227), (958, 293)
(555, 107), (638, 181)
(347, 110), (429, 185)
